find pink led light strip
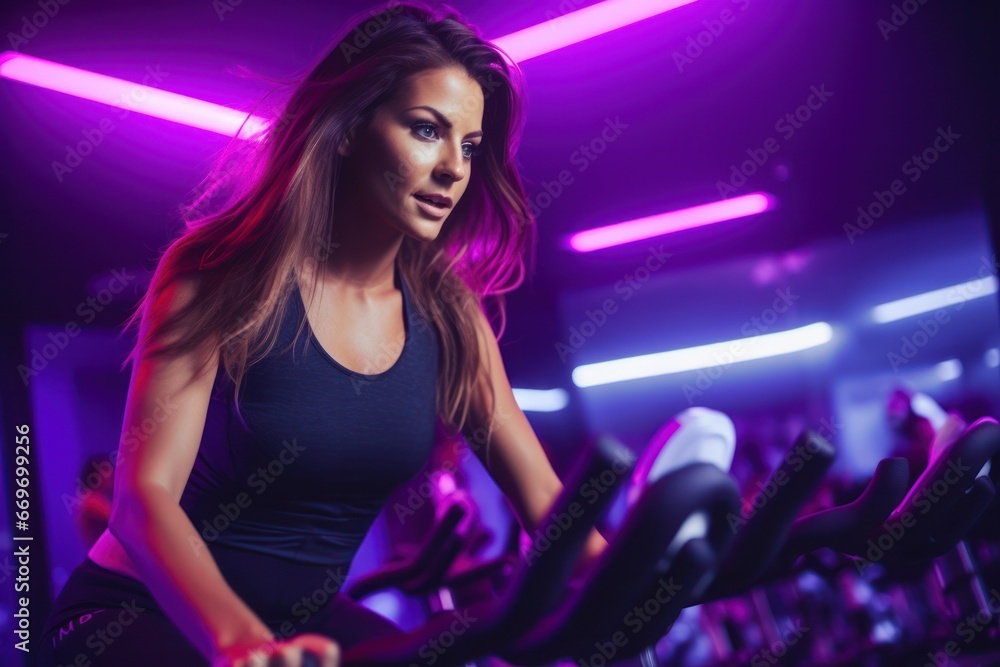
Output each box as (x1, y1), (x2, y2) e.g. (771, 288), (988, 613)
(568, 192), (777, 251)
(493, 0), (697, 63)
(0, 0), (696, 137)
(0, 51), (267, 138)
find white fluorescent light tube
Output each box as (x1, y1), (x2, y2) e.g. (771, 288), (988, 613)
(572, 322), (833, 388)
(871, 276), (999, 324)
(512, 388), (570, 412)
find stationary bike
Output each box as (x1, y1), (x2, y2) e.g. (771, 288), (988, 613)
(333, 404), (1000, 667)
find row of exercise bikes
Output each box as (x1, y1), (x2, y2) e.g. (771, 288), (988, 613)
(332, 390), (1000, 667)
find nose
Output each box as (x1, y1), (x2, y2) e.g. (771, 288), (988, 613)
(434, 140), (466, 184)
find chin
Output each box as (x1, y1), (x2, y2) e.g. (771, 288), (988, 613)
(416, 225), (445, 243)
(404, 213), (449, 242)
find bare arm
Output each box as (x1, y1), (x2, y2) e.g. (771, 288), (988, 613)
(459, 304), (609, 576)
(108, 278), (333, 665)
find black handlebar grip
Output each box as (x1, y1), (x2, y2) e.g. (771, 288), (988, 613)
(700, 430), (835, 602)
(760, 456), (910, 580)
(501, 434), (636, 636)
(504, 463), (738, 665)
(342, 434), (634, 667)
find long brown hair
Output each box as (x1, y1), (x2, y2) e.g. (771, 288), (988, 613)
(125, 2), (535, 462)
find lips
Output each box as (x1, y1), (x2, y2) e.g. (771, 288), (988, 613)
(413, 192), (452, 209)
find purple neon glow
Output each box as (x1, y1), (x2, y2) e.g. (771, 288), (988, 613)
(436, 472), (457, 496)
(1, 2), (695, 137)
(0, 52), (268, 138)
(568, 192), (777, 252)
(493, 0), (698, 62)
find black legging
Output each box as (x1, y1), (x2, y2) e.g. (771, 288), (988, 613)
(38, 545), (405, 666)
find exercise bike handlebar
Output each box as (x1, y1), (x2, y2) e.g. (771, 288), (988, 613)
(502, 462), (741, 666)
(858, 417), (1000, 565)
(761, 418), (999, 577)
(696, 430), (835, 603)
(340, 420), (1000, 667)
(760, 456), (911, 580)
(346, 501), (467, 601)
(342, 434), (634, 667)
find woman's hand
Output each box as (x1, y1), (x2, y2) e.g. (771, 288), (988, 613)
(569, 527), (609, 582)
(212, 634), (340, 667)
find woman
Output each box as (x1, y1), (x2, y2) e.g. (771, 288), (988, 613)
(39, 3), (607, 666)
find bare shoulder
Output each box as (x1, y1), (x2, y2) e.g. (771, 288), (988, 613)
(143, 273), (203, 331)
(138, 272), (219, 372)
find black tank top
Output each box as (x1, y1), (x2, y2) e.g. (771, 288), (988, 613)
(179, 269), (439, 567)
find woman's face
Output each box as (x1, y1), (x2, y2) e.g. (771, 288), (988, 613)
(341, 66), (485, 243)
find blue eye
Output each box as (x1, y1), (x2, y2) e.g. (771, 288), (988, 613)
(413, 122), (481, 160)
(413, 123), (437, 140)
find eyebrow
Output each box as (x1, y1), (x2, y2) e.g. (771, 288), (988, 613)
(405, 106), (483, 139)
